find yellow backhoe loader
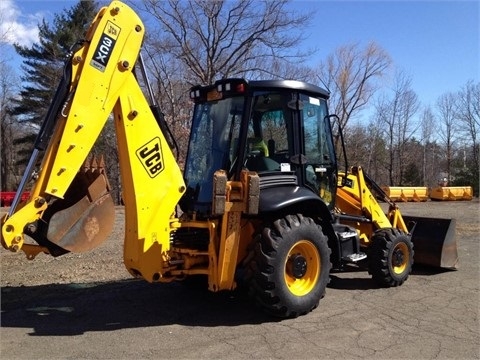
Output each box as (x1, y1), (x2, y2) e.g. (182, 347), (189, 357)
(1, 1), (457, 318)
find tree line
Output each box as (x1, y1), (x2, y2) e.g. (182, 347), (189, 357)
(1, 0), (478, 202)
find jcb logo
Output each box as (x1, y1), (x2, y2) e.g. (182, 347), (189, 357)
(90, 21), (120, 72)
(107, 24), (118, 37)
(105, 21), (120, 40)
(136, 138), (164, 178)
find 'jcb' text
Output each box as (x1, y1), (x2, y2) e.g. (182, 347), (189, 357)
(136, 138), (164, 178)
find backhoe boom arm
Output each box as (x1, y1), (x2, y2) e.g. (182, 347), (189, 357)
(1, 1), (185, 282)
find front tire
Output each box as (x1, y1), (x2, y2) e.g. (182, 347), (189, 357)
(368, 228), (414, 287)
(245, 214), (331, 318)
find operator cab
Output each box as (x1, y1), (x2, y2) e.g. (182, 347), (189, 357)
(182, 79), (337, 217)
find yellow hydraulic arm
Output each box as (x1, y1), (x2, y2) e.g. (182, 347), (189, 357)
(1, 1), (185, 281)
(336, 166), (409, 244)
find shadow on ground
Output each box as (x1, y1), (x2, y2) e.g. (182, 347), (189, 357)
(328, 263), (451, 291)
(1, 279), (273, 336)
(1, 264), (451, 336)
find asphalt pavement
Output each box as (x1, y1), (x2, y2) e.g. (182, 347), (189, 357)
(1, 200), (479, 359)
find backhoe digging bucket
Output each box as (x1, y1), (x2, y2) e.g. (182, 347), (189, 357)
(35, 157), (115, 255)
(403, 215), (458, 269)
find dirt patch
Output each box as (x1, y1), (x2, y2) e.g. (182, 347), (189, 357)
(1, 200), (479, 287)
(1, 207), (127, 287)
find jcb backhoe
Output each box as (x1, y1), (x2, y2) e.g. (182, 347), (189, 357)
(1, 1), (457, 318)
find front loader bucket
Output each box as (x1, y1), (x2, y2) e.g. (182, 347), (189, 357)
(403, 215), (458, 269)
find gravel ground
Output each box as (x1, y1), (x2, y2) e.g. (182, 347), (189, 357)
(1, 199), (479, 360)
(1, 207), (128, 287)
(1, 200), (478, 287)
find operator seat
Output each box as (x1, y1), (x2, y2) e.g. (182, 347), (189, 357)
(245, 156), (280, 172)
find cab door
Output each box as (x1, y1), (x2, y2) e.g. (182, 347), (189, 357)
(300, 94), (337, 209)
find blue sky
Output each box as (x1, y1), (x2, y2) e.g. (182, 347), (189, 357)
(297, 0), (479, 108)
(1, 0), (479, 111)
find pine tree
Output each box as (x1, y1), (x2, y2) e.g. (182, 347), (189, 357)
(9, 1), (99, 167)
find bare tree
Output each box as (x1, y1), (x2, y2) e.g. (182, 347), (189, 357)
(142, 41), (193, 164)
(436, 92), (458, 184)
(342, 119), (388, 184)
(0, 62), (20, 190)
(132, 0), (314, 163)
(397, 86), (420, 184)
(137, 0), (313, 85)
(419, 106), (435, 186)
(374, 71), (419, 185)
(365, 116), (389, 183)
(316, 41), (392, 130)
(0, 10), (13, 67)
(456, 80), (479, 170)
(0, 8), (14, 190)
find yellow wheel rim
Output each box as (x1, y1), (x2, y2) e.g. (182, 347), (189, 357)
(392, 242), (409, 275)
(284, 240), (320, 296)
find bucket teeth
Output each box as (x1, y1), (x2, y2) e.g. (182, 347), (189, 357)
(81, 155), (111, 190)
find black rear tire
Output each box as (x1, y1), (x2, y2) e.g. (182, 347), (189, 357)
(368, 228), (414, 287)
(245, 214), (331, 318)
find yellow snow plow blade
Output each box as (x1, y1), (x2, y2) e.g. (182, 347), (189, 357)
(403, 215), (458, 269)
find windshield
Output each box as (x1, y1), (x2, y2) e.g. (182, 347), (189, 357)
(183, 96), (244, 211)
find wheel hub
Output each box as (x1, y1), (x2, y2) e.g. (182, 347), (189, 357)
(392, 248), (405, 267)
(289, 254), (307, 278)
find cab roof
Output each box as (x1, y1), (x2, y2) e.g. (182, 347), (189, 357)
(190, 78), (330, 100)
